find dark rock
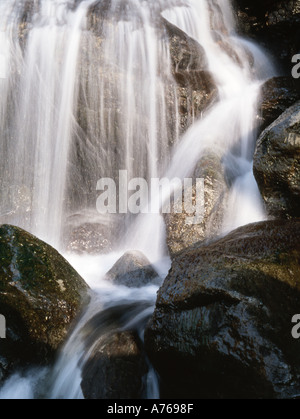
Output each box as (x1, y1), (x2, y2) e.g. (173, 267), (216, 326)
(81, 330), (147, 399)
(80, 301), (152, 399)
(0, 225), (89, 382)
(165, 151), (229, 256)
(259, 77), (300, 133)
(254, 101), (300, 218)
(105, 251), (160, 288)
(235, 0), (300, 72)
(145, 220), (300, 399)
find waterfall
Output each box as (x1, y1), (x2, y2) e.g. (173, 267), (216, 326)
(127, 0), (275, 258)
(0, 0), (178, 249)
(0, 0), (98, 247)
(0, 0), (275, 399)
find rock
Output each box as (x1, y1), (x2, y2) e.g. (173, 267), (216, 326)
(164, 18), (218, 134)
(64, 220), (114, 254)
(164, 18), (208, 73)
(80, 301), (151, 399)
(165, 151), (229, 256)
(105, 251), (160, 288)
(81, 330), (147, 399)
(0, 225), (89, 382)
(235, 0), (300, 72)
(259, 77), (300, 134)
(145, 220), (300, 399)
(253, 101), (300, 218)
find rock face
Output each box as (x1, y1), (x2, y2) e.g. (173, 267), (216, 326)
(259, 77), (300, 134)
(235, 0), (300, 72)
(164, 19), (218, 134)
(81, 331), (147, 399)
(145, 220), (300, 399)
(165, 151), (229, 256)
(105, 251), (160, 288)
(254, 101), (300, 218)
(0, 225), (89, 382)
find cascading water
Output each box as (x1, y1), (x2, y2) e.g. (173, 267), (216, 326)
(0, 0), (275, 399)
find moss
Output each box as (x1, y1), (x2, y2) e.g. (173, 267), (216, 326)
(0, 225), (89, 379)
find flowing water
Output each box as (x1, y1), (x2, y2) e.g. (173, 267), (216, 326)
(0, 0), (275, 399)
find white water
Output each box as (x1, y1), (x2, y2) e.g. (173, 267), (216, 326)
(0, 0), (275, 399)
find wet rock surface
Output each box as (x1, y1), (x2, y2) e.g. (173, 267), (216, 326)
(0, 225), (89, 382)
(164, 18), (218, 133)
(105, 251), (160, 288)
(65, 221), (114, 254)
(81, 302), (151, 399)
(259, 77), (300, 134)
(81, 331), (147, 399)
(145, 220), (300, 399)
(254, 101), (300, 218)
(165, 151), (229, 256)
(235, 0), (300, 71)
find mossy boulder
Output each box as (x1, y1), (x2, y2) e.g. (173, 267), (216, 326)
(145, 220), (300, 399)
(0, 225), (89, 381)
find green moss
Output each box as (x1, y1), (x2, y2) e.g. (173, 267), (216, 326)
(0, 225), (89, 378)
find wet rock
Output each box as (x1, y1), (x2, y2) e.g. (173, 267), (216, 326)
(253, 101), (300, 218)
(165, 151), (229, 256)
(81, 330), (147, 399)
(80, 301), (153, 399)
(145, 220), (300, 399)
(259, 77), (300, 133)
(164, 18), (208, 73)
(105, 251), (160, 288)
(0, 225), (89, 382)
(164, 18), (218, 133)
(65, 221), (114, 254)
(235, 0), (300, 72)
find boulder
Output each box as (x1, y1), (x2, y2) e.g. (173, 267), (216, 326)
(105, 251), (160, 288)
(253, 101), (300, 218)
(81, 331), (147, 399)
(80, 301), (152, 399)
(145, 220), (300, 399)
(259, 77), (300, 134)
(165, 151), (229, 256)
(0, 225), (89, 382)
